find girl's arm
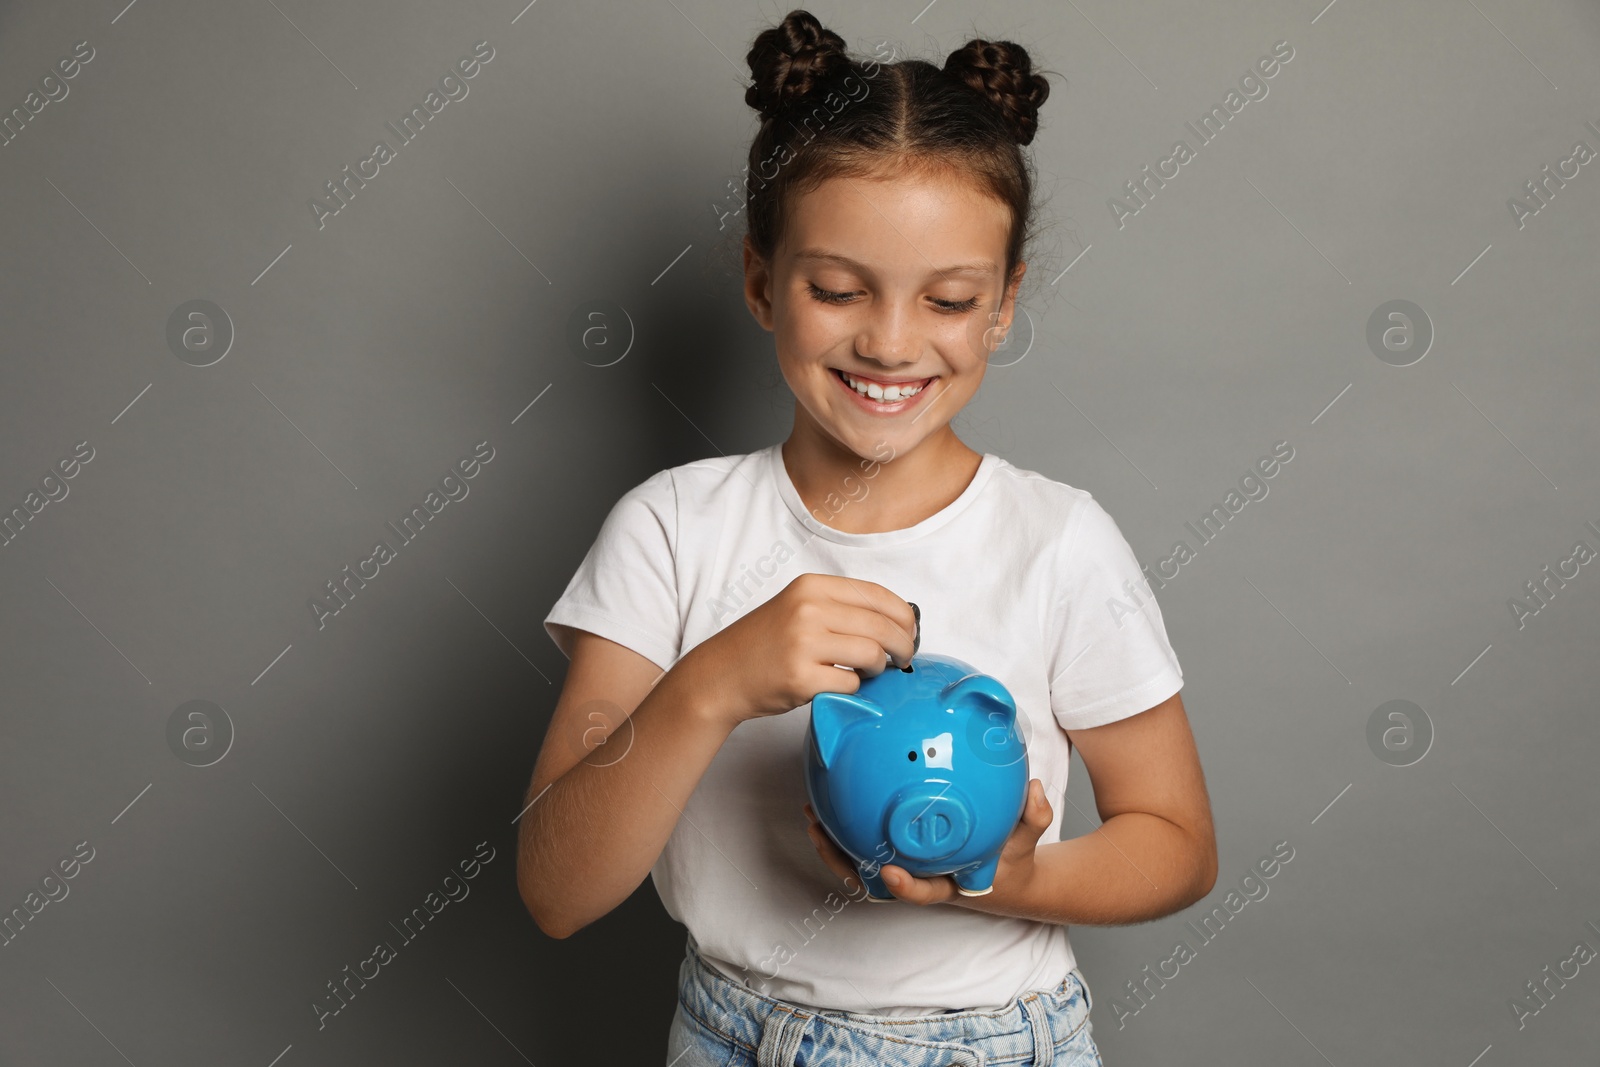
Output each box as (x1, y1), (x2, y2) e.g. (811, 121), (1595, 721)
(517, 628), (739, 939)
(519, 574), (918, 939)
(1003, 689), (1219, 925)
(808, 690), (1218, 923)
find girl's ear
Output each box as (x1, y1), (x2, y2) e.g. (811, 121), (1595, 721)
(983, 261), (1026, 349)
(1001, 260), (1026, 317)
(743, 236), (776, 331)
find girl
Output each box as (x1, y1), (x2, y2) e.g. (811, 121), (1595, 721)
(519, 11), (1216, 1066)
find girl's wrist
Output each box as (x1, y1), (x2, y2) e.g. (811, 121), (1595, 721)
(663, 648), (749, 734)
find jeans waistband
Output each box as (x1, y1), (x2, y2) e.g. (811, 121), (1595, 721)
(676, 936), (1092, 1067)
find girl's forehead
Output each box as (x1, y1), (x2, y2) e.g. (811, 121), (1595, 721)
(784, 174), (1010, 271)
(797, 170), (999, 215)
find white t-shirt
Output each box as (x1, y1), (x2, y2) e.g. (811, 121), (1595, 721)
(543, 442), (1184, 1015)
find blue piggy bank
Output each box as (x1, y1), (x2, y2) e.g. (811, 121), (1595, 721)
(804, 653), (1029, 901)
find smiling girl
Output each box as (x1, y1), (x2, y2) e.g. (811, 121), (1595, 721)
(518, 11), (1216, 1066)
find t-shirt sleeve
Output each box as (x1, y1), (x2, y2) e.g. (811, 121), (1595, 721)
(1046, 494), (1184, 731)
(542, 468), (682, 672)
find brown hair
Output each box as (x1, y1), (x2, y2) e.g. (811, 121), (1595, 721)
(740, 9), (1054, 289)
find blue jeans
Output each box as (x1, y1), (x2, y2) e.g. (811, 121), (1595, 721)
(666, 937), (1104, 1066)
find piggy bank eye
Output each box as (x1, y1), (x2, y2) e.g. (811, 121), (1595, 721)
(907, 750), (917, 761)
(925, 746), (936, 758)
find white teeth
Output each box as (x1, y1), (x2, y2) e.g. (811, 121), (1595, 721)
(840, 371), (924, 402)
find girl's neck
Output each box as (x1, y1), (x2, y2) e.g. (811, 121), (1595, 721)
(780, 418), (984, 535)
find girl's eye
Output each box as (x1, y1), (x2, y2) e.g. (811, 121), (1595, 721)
(806, 283), (982, 314)
(807, 282), (856, 305)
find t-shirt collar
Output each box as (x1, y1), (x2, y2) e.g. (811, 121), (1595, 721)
(767, 442), (999, 547)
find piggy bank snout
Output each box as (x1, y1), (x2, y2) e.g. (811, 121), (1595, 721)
(885, 784), (974, 863)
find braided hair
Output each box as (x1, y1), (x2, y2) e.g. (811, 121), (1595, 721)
(741, 9), (1053, 287)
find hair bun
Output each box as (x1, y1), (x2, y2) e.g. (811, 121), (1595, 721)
(745, 9), (853, 123)
(942, 39), (1050, 145)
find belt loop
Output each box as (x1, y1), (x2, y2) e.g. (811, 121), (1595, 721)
(1020, 992), (1054, 1067)
(756, 1004), (809, 1067)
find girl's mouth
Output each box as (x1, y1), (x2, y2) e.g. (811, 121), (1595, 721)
(831, 368), (936, 414)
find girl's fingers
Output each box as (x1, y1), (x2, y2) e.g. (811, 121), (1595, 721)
(882, 864), (954, 905)
(815, 577), (917, 665)
(804, 806), (861, 884)
(813, 633), (896, 678)
(823, 602), (917, 670)
(821, 578), (918, 641)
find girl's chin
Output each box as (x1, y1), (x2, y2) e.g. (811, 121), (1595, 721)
(804, 411), (908, 460)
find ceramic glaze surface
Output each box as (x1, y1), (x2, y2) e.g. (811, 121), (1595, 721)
(804, 653), (1030, 900)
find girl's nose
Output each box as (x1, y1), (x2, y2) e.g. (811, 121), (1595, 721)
(855, 312), (918, 365)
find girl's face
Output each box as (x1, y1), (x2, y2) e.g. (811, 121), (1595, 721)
(743, 168), (1023, 463)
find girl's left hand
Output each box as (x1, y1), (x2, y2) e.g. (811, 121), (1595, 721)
(802, 778), (1054, 907)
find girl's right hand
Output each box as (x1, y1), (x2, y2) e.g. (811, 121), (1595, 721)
(681, 572), (918, 726)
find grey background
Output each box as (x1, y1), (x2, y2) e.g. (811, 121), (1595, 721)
(1, 0), (1596, 1063)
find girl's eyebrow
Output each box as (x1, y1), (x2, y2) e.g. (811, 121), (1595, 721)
(793, 247), (997, 279)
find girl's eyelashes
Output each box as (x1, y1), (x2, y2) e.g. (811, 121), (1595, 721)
(804, 282), (982, 314)
(806, 282), (856, 305)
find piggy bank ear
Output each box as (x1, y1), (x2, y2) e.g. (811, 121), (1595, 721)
(810, 692), (883, 770)
(945, 674), (1025, 765)
(942, 674), (1017, 723)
